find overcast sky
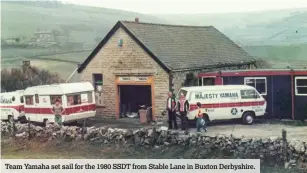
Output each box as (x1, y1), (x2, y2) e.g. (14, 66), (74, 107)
(61, 0), (307, 14)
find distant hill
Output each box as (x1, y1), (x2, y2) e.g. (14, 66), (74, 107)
(1, 1), (307, 80)
(158, 8), (307, 46)
(1, 1), (166, 49)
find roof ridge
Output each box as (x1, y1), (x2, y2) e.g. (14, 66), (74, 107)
(120, 20), (213, 28)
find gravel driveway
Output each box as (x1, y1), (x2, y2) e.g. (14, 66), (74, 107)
(193, 123), (307, 141)
(87, 117), (307, 141)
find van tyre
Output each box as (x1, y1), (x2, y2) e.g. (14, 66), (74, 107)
(242, 112), (254, 125)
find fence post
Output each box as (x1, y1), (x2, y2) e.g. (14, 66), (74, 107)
(12, 120), (16, 137)
(82, 119), (87, 137)
(28, 117), (31, 140)
(9, 119), (16, 137)
(282, 129), (288, 164)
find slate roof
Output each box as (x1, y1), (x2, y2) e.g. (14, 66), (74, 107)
(78, 21), (255, 73)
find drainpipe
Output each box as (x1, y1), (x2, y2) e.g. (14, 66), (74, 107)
(218, 70), (222, 85)
(290, 68), (295, 120)
(169, 72), (173, 93)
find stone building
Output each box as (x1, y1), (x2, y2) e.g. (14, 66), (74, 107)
(77, 19), (256, 120)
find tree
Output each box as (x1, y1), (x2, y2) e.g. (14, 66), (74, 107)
(14, 37), (20, 43)
(255, 58), (272, 69)
(183, 72), (198, 87)
(1, 66), (64, 92)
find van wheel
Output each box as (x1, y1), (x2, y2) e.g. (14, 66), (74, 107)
(43, 119), (50, 127)
(242, 112), (254, 125)
(8, 115), (14, 124)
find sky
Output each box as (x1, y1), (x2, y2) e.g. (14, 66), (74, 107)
(61, 0), (307, 14)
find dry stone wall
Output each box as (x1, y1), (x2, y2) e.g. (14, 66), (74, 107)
(1, 122), (306, 168)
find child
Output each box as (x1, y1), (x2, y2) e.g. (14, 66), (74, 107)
(196, 102), (208, 132)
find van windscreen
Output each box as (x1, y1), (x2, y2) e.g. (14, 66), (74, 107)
(177, 89), (188, 100)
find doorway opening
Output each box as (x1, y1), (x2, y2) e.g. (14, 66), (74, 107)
(118, 85), (152, 118)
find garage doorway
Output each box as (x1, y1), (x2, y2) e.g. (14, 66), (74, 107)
(119, 85), (152, 118)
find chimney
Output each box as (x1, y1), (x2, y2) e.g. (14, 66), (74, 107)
(135, 17), (139, 23)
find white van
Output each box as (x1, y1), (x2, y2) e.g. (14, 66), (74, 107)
(0, 90), (25, 123)
(177, 85), (267, 125)
(23, 82), (96, 126)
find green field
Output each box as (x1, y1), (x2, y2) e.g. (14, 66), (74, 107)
(1, 50), (91, 79)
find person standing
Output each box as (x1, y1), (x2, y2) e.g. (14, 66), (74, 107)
(51, 99), (64, 126)
(196, 102), (207, 132)
(177, 92), (189, 130)
(166, 91), (177, 129)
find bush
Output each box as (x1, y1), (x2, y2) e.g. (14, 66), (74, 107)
(1, 66), (64, 92)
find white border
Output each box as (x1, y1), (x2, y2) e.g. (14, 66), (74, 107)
(295, 76), (307, 96)
(244, 77), (267, 95)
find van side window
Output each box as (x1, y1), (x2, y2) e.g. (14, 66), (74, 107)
(50, 95), (62, 105)
(20, 96), (24, 103)
(87, 92), (93, 103)
(241, 89), (260, 99)
(35, 94), (39, 103)
(244, 77), (267, 95)
(25, 96), (34, 105)
(67, 94), (81, 106)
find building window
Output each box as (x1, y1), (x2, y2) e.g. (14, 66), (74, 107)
(202, 77), (215, 86)
(241, 89), (260, 99)
(25, 96), (34, 105)
(93, 73), (103, 90)
(50, 95), (62, 105)
(198, 78), (202, 86)
(244, 77), (267, 95)
(295, 77), (307, 95)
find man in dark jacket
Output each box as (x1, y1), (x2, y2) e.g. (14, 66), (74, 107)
(166, 91), (177, 129)
(177, 92), (189, 130)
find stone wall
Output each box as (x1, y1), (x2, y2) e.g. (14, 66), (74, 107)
(171, 64), (254, 96)
(79, 27), (169, 119)
(2, 122), (306, 168)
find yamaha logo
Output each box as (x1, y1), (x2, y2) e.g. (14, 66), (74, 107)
(231, 108), (238, 115)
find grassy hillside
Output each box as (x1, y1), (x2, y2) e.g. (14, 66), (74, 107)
(1, 1), (166, 47)
(1, 1), (167, 79)
(1, 1), (307, 80)
(159, 8), (307, 46)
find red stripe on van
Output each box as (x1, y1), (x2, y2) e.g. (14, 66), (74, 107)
(0, 105), (24, 112)
(24, 104), (96, 115)
(189, 101), (265, 111)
